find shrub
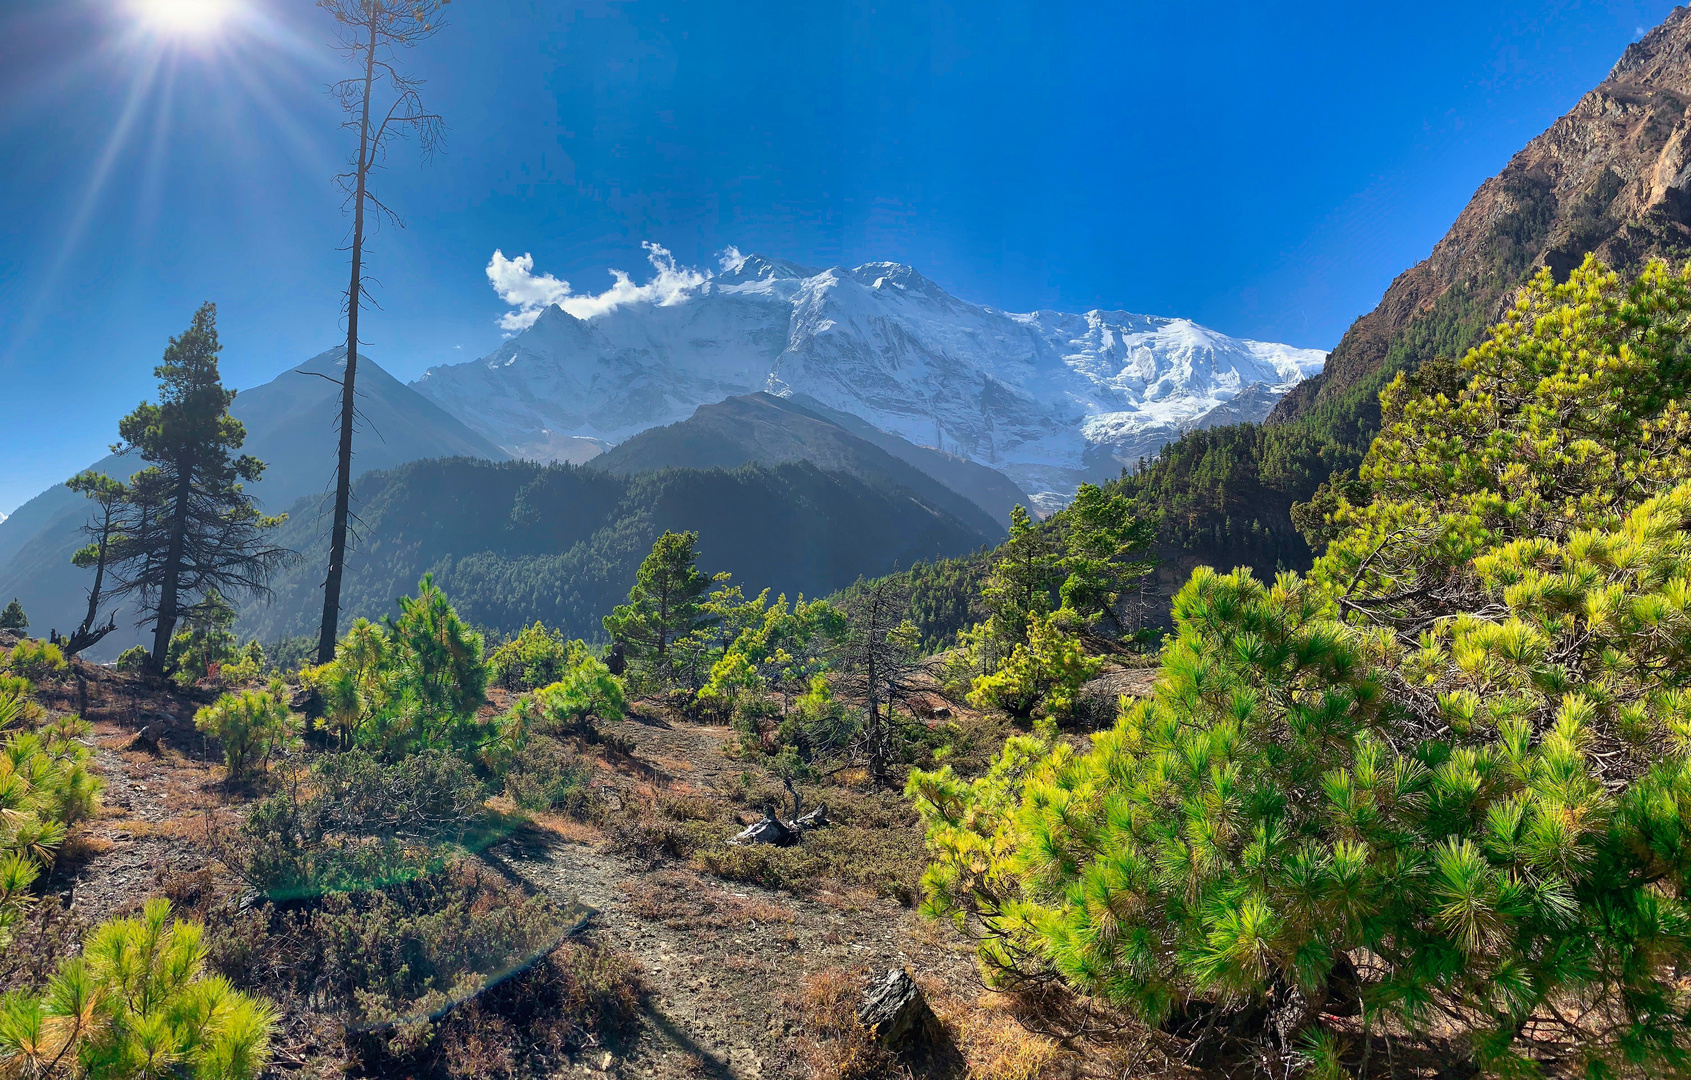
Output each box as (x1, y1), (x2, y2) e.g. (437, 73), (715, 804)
(1, 709), (101, 949)
(964, 608), (1100, 721)
(487, 621), (574, 692)
(307, 578), (491, 759)
(0, 899), (275, 1080)
(5, 639), (66, 682)
(209, 861), (626, 1070)
(505, 655), (626, 739)
(214, 641), (265, 687)
(503, 737), (598, 817)
(0, 673), (37, 732)
(228, 748), (487, 902)
(114, 645), (149, 674)
(194, 687), (290, 782)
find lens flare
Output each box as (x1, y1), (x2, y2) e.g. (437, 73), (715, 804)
(131, 0), (234, 37)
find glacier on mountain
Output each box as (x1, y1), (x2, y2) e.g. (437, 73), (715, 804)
(414, 247), (1326, 508)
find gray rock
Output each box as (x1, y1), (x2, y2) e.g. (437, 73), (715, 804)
(857, 968), (939, 1050)
(729, 811), (796, 846)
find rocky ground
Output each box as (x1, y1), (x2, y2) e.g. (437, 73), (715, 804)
(16, 658), (1170, 1080)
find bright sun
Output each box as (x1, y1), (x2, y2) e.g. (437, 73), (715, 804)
(131, 0), (235, 37)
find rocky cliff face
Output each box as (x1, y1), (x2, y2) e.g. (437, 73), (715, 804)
(415, 253), (1325, 509)
(1273, 7), (1691, 422)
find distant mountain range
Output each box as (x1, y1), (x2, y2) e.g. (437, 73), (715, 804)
(0, 347), (1012, 655)
(0, 350), (506, 658)
(414, 253), (1327, 509)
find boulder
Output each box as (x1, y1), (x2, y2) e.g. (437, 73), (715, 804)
(857, 968), (940, 1050)
(795, 803), (828, 829)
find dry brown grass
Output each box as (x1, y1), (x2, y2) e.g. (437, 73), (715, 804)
(929, 989), (1062, 1080)
(792, 968), (901, 1080)
(794, 967), (1072, 1080)
(623, 870), (795, 931)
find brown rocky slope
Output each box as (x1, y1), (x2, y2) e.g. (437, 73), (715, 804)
(1274, 5), (1691, 422)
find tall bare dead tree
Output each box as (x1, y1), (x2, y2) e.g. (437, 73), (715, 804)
(316, 0), (446, 664)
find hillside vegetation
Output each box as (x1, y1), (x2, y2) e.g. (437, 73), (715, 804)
(240, 457), (998, 645)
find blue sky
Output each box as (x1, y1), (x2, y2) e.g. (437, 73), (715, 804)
(0, 0), (1676, 512)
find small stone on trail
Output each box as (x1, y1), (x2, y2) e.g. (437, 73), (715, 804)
(857, 967), (940, 1050)
(126, 724), (163, 754)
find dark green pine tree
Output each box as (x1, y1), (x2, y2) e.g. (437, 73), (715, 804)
(978, 504), (1064, 649)
(602, 531), (713, 670)
(106, 303), (292, 669)
(1057, 482), (1157, 634)
(0, 598), (27, 632)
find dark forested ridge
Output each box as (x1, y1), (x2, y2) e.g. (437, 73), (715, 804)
(0, 350), (506, 658)
(239, 456), (998, 643)
(593, 392), (1019, 536)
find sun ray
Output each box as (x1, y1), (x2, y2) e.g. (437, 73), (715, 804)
(2, 47), (166, 364)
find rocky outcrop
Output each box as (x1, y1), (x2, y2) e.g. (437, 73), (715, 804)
(1272, 7), (1691, 424)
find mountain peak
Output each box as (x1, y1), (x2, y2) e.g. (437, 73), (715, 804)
(844, 261), (947, 298)
(418, 251), (1325, 501)
(716, 251), (819, 285)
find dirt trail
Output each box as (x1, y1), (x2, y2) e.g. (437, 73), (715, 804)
(487, 716), (979, 1080)
(46, 682), (983, 1080)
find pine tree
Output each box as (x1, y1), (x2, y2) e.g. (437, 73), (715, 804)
(1056, 481), (1157, 634)
(380, 574), (488, 756)
(0, 899), (275, 1079)
(603, 531), (714, 675)
(105, 304), (292, 670)
(978, 505), (1064, 650)
(0, 599), (26, 632)
(910, 257), (1691, 1077)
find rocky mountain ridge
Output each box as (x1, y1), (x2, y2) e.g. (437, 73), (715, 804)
(1272, 5), (1691, 424)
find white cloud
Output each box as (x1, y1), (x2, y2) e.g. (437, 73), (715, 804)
(485, 243), (711, 333)
(718, 245), (748, 273)
(486, 250), (573, 332)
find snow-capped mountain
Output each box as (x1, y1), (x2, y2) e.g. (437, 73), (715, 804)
(414, 250), (1326, 507)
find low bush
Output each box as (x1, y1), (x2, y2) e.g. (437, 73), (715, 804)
(487, 621), (575, 692)
(209, 860), (635, 1073)
(227, 749), (489, 902)
(195, 686), (291, 782)
(435, 941), (644, 1078)
(502, 736), (599, 818)
(2, 709), (101, 947)
(5, 639), (66, 682)
(114, 645), (149, 674)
